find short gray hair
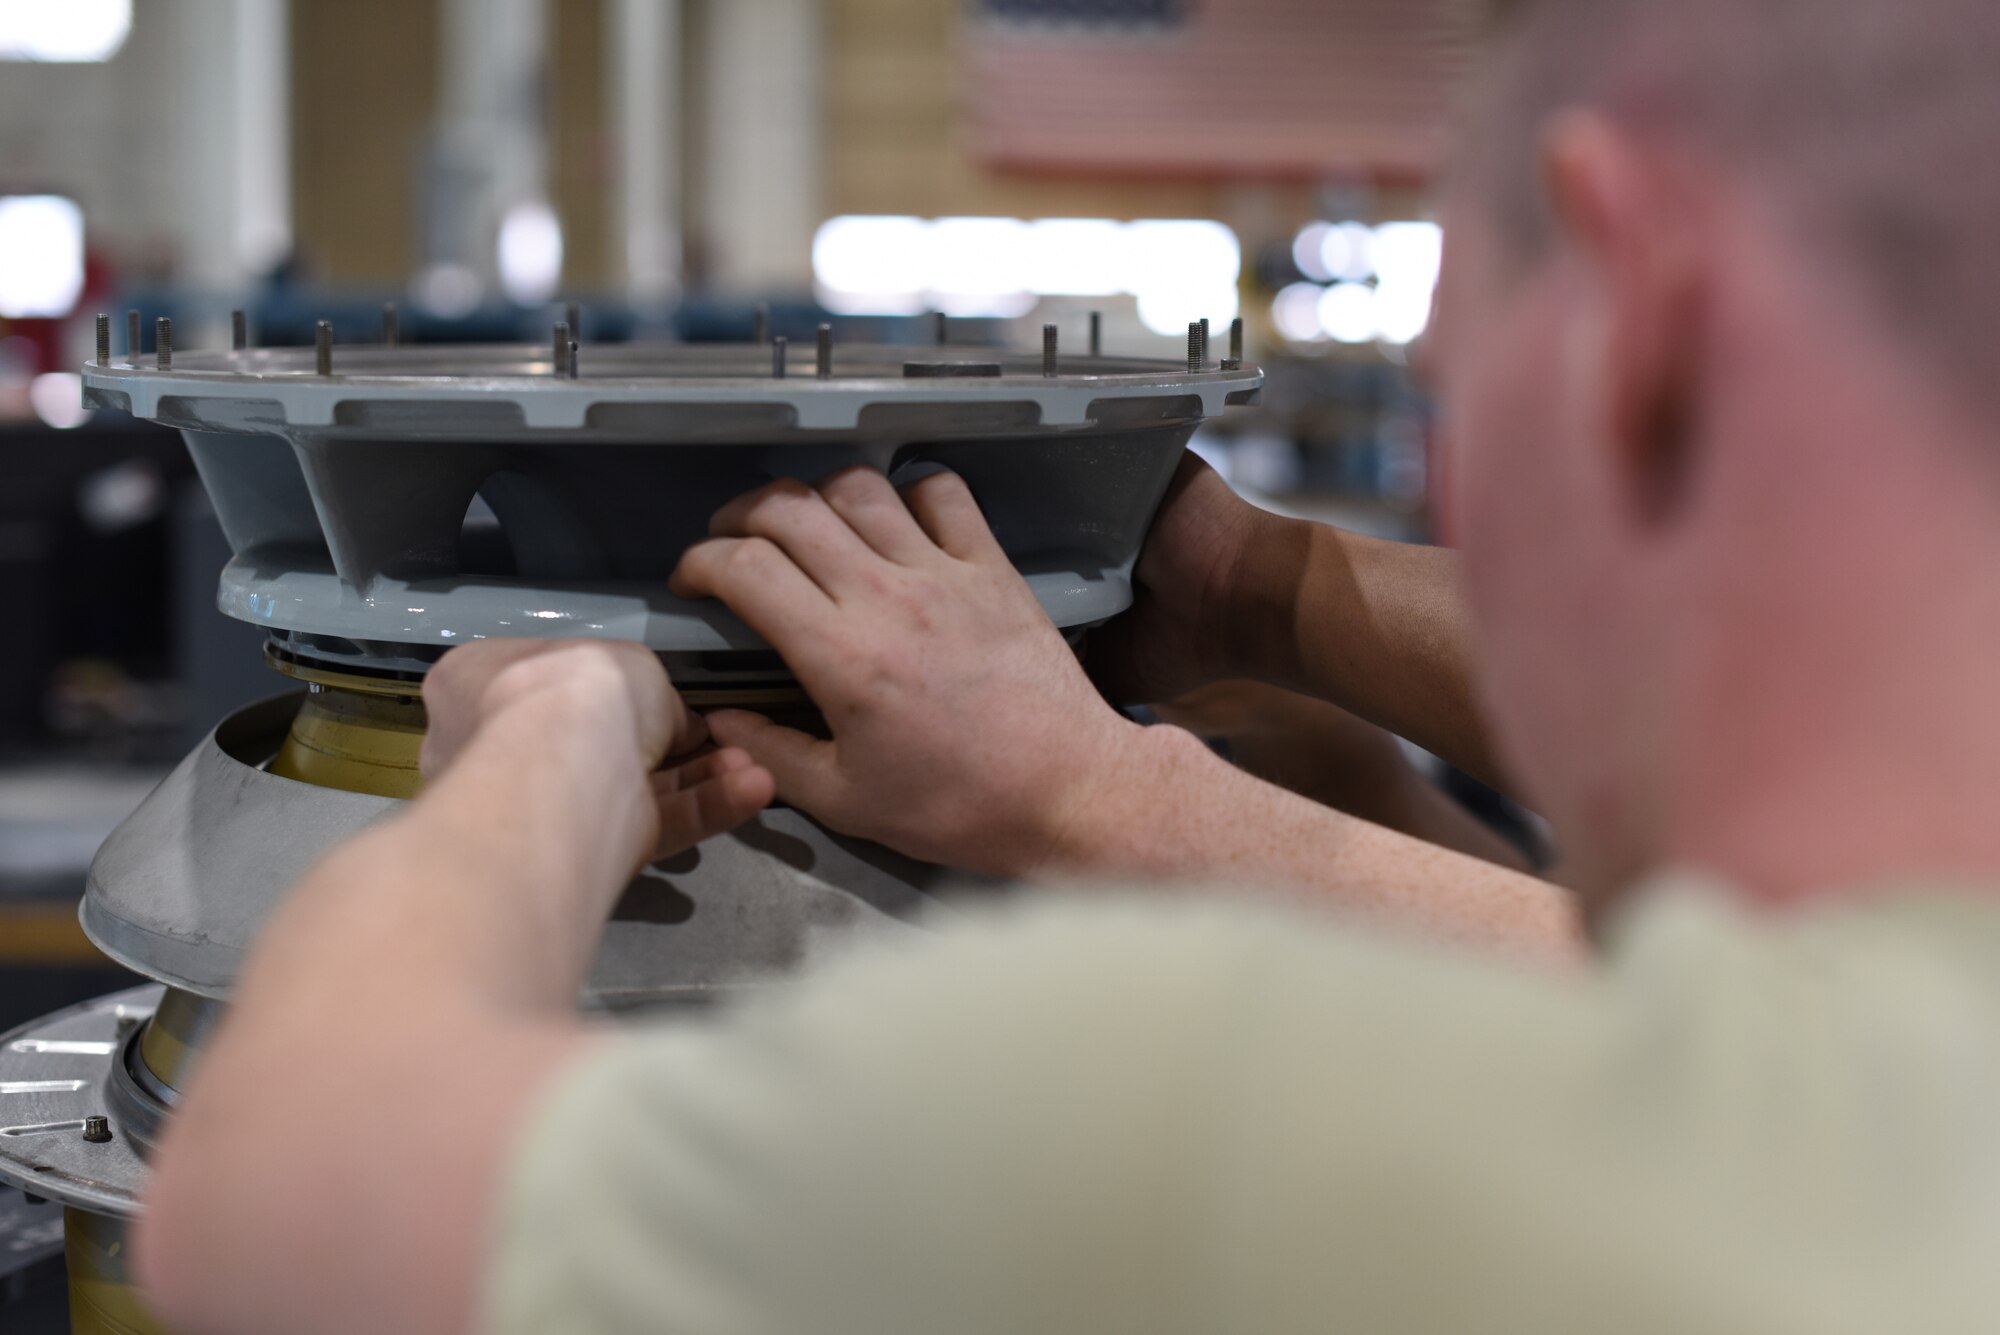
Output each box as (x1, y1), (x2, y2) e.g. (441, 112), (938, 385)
(1466, 0), (2000, 403)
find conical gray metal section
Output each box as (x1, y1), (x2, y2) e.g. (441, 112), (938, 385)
(81, 695), (954, 1004)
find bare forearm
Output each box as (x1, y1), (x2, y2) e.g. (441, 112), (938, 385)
(134, 639), (774, 1335)
(1050, 725), (1583, 965)
(233, 687), (652, 1020)
(1165, 684), (1530, 871)
(1229, 516), (1506, 790)
(394, 697), (659, 1002)
(137, 687), (649, 1334)
(1335, 756), (1535, 872)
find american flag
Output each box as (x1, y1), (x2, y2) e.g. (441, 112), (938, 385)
(962, 0), (1481, 182)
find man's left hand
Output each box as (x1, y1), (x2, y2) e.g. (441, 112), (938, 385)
(420, 638), (775, 865)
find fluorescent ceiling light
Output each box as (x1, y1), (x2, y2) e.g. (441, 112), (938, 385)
(812, 215), (1243, 327)
(497, 202), (563, 307)
(1372, 222), (1443, 292)
(0, 196), (85, 318)
(1020, 219), (1125, 297)
(1319, 282), (1379, 344)
(0, 0), (131, 62)
(1271, 282), (1327, 343)
(30, 372), (89, 429)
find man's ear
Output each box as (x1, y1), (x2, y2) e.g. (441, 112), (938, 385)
(1542, 111), (1706, 528)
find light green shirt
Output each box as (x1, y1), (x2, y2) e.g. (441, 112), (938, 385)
(482, 880), (2000, 1333)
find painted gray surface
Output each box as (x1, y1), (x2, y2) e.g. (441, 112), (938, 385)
(82, 343), (1261, 656)
(81, 695), (957, 1003)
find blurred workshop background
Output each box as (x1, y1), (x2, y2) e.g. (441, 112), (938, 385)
(0, 3), (1468, 1297)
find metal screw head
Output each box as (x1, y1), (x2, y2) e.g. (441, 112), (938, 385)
(155, 318), (172, 371)
(232, 308), (248, 351)
(772, 335), (788, 378)
(81, 1116), (111, 1144)
(1089, 310), (1102, 356)
(95, 313), (109, 364)
(569, 339), (580, 379)
(1187, 322), (1203, 373)
(315, 321), (334, 376)
(1042, 323), (1059, 377)
(816, 323), (834, 379)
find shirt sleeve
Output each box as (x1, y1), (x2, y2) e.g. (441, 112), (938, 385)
(475, 892), (1613, 1335)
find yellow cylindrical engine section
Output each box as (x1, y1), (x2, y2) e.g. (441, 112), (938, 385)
(268, 681), (427, 798)
(65, 1206), (163, 1335)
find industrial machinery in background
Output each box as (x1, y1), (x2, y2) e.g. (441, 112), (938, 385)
(0, 309), (1260, 1333)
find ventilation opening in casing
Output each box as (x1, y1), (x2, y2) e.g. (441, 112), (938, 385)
(456, 471), (610, 581)
(457, 491), (518, 577)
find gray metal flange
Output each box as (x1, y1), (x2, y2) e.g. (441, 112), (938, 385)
(81, 340), (1261, 660)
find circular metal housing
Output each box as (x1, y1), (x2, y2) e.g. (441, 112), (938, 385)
(81, 342), (1261, 664)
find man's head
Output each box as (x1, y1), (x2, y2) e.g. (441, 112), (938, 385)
(1431, 0), (2000, 901)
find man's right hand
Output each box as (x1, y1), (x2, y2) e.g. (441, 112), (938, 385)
(1085, 452), (1277, 705)
(668, 467), (1167, 880)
